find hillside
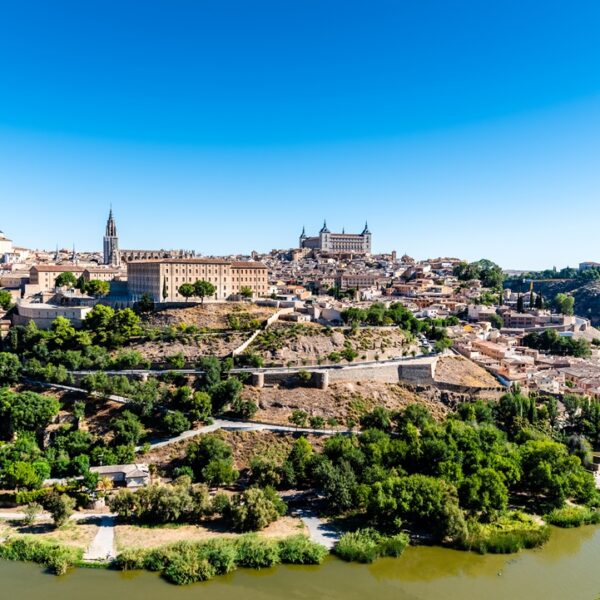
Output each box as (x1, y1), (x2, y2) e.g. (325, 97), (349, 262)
(505, 278), (600, 325)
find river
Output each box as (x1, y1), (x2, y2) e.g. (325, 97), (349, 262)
(2, 525), (600, 600)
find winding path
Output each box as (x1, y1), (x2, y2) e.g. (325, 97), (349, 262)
(139, 418), (349, 451)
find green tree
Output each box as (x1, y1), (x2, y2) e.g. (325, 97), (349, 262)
(489, 313), (503, 330)
(186, 435), (238, 486)
(44, 492), (76, 528)
(0, 390), (60, 438)
(459, 468), (508, 517)
(186, 391), (212, 422)
(196, 356), (222, 388)
(193, 280), (216, 304)
(163, 410), (191, 435)
(83, 279), (110, 296)
(0, 290), (13, 310)
(555, 293), (575, 316)
(111, 410), (145, 446)
(229, 486), (286, 531)
(240, 286), (253, 300)
(4, 460), (49, 490)
(54, 271), (77, 288)
(178, 283), (195, 302)
(210, 377), (243, 413)
(0, 352), (21, 385)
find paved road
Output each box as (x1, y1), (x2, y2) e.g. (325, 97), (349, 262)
(296, 508), (340, 549)
(82, 516), (116, 561)
(139, 418), (349, 451)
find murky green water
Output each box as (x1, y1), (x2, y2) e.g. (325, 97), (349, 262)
(2, 526), (600, 600)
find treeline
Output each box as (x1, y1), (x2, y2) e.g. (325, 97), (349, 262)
(0, 354), (258, 493)
(453, 259), (504, 288)
(522, 329), (591, 358)
(515, 266), (600, 282)
(109, 476), (286, 533)
(134, 393), (598, 553)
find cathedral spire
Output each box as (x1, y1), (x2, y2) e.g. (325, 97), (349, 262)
(103, 207), (121, 267)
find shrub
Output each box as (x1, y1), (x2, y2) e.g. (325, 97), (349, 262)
(545, 505), (600, 528)
(460, 513), (551, 554)
(333, 528), (409, 563)
(163, 410), (191, 435)
(43, 492), (75, 528)
(278, 535), (328, 564)
(163, 552), (215, 585)
(334, 529), (383, 563)
(114, 547), (147, 570)
(229, 486), (286, 532)
(0, 537), (82, 575)
(23, 502), (43, 526)
(234, 535), (281, 568)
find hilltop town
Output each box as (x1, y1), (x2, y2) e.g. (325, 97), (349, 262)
(1, 212), (600, 581)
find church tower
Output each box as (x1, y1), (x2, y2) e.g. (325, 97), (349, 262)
(103, 208), (121, 267)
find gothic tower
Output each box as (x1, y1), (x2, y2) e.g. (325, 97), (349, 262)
(103, 208), (121, 267)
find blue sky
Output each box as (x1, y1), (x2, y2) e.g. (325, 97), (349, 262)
(1, 1), (599, 269)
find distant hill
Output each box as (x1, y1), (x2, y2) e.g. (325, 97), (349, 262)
(504, 278), (600, 325)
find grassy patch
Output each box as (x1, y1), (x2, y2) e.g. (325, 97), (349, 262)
(333, 528), (409, 564)
(0, 536), (83, 575)
(115, 534), (328, 585)
(459, 512), (551, 554)
(545, 505), (600, 528)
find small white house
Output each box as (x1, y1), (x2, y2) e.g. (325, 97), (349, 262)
(90, 463), (150, 488)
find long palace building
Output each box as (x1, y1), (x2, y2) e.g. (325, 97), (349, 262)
(299, 221), (371, 254)
(127, 258), (269, 302)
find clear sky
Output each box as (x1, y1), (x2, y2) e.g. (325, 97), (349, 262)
(1, 1), (599, 269)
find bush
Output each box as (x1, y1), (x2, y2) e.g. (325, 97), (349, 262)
(229, 486), (286, 532)
(459, 513), (551, 554)
(163, 410), (191, 435)
(545, 505), (600, 528)
(43, 492), (75, 528)
(23, 502), (43, 526)
(163, 552), (215, 585)
(114, 547), (147, 570)
(333, 528), (409, 563)
(234, 535), (281, 568)
(277, 535), (328, 564)
(0, 537), (82, 575)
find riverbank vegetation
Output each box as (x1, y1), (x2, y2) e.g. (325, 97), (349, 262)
(0, 536), (82, 575)
(545, 505), (600, 528)
(333, 528), (409, 563)
(114, 534), (327, 585)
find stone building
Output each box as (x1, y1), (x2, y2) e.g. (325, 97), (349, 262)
(299, 221), (372, 254)
(102, 208), (194, 264)
(120, 248), (195, 262)
(127, 258), (269, 302)
(29, 265), (85, 291)
(103, 208), (121, 267)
